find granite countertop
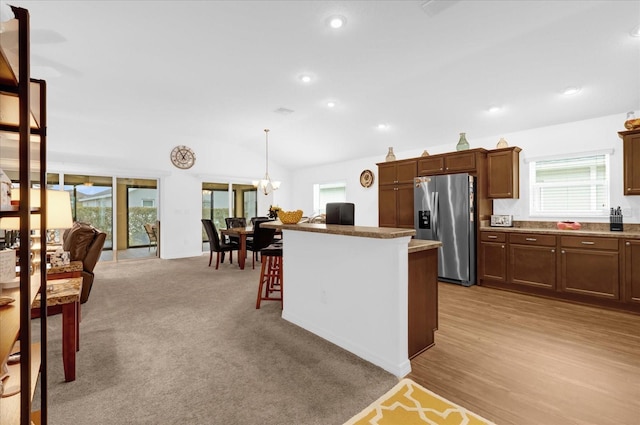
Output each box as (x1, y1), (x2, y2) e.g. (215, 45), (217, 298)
(480, 221), (640, 239)
(32, 276), (82, 308)
(262, 222), (416, 239)
(408, 239), (442, 253)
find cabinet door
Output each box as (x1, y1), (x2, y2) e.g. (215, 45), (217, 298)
(509, 244), (556, 289)
(488, 147), (520, 198)
(621, 130), (640, 195)
(445, 152), (476, 172)
(396, 160), (417, 184)
(378, 185), (397, 227)
(418, 157), (444, 175)
(396, 184), (415, 228)
(378, 163), (397, 186)
(560, 248), (619, 299)
(408, 248), (438, 358)
(479, 239), (507, 283)
(624, 240), (640, 304)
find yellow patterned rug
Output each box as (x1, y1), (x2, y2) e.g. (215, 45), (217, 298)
(343, 378), (496, 425)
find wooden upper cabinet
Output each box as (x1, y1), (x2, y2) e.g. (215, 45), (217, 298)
(444, 151), (476, 173)
(487, 147), (521, 198)
(618, 129), (640, 195)
(417, 150), (485, 176)
(378, 159), (417, 185)
(417, 156), (444, 175)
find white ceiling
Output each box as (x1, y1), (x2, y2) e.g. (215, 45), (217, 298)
(3, 0), (640, 171)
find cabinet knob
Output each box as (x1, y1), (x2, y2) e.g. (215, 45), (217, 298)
(551, 249), (555, 253)
(561, 250), (565, 254)
(627, 242), (631, 246)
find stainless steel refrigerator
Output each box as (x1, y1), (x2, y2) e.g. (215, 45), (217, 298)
(414, 173), (476, 286)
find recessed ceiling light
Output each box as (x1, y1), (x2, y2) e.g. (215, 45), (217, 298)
(631, 25), (640, 37)
(327, 101), (336, 108)
(377, 123), (389, 130)
(488, 106), (502, 113)
(327, 15), (347, 29)
(299, 74), (312, 83)
(562, 86), (581, 96)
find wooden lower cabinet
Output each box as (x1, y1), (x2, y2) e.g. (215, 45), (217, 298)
(479, 232), (506, 283)
(508, 233), (556, 289)
(408, 248), (438, 359)
(559, 236), (619, 300)
(379, 183), (414, 228)
(624, 239), (640, 304)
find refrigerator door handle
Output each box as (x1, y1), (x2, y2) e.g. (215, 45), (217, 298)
(432, 191), (439, 240)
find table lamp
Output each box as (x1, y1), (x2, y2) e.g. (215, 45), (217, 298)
(0, 189), (73, 287)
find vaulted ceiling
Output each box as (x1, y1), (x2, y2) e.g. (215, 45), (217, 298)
(3, 0), (640, 170)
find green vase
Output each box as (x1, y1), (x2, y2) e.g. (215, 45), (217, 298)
(456, 132), (469, 151)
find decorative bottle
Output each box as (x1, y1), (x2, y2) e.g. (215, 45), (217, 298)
(456, 133), (470, 151)
(385, 147), (396, 162)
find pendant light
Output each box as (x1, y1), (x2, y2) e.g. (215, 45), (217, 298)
(253, 129), (281, 195)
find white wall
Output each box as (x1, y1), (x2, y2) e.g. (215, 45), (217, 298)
(289, 111), (640, 227)
(48, 139), (291, 260)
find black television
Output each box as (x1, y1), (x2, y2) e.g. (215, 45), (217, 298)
(325, 202), (355, 225)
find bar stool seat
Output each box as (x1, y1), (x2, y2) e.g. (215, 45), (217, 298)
(256, 243), (283, 309)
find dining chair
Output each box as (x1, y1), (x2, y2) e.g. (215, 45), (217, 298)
(246, 218), (276, 269)
(143, 223), (158, 251)
(201, 219), (239, 269)
(224, 217), (247, 245)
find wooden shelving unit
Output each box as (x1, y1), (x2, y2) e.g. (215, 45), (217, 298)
(0, 6), (48, 425)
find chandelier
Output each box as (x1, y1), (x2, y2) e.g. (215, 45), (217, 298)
(253, 128), (281, 195)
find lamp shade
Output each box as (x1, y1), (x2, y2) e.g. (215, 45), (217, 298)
(0, 189), (73, 230)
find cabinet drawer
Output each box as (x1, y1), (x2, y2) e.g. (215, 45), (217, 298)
(560, 236), (618, 251)
(510, 233), (556, 246)
(481, 232), (506, 242)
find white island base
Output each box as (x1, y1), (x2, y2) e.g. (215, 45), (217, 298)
(263, 223), (439, 377)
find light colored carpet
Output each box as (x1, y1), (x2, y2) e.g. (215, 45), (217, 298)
(42, 255), (398, 424)
(343, 378), (496, 425)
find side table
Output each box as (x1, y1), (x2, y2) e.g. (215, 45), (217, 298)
(32, 274), (82, 382)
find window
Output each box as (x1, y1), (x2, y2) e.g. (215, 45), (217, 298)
(142, 199), (154, 207)
(313, 182), (346, 214)
(529, 153), (609, 217)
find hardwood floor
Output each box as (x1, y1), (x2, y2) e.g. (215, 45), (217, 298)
(408, 282), (640, 425)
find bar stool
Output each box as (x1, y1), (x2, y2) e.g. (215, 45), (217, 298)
(256, 243), (283, 309)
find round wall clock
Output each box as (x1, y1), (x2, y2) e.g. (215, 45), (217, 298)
(360, 169), (374, 188)
(170, 145), (196, 169)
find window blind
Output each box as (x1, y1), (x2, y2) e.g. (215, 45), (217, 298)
(529, 154), (609, 217)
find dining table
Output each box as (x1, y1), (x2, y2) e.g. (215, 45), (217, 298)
(220, 226), (281, 270)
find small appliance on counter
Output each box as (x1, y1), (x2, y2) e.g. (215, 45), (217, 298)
(490, 214), (513, 227)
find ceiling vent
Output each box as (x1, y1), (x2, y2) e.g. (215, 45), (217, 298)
(420, 0), (459, 17)
(274, 107), (294, 115)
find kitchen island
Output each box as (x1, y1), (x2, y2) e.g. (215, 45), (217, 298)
(262, 222), (440, 377)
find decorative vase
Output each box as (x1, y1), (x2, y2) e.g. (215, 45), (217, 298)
(456, 133), (469, 151)
(385, 147), (396, 162)
(496, 137), (508, 148)
(421, 150), (430, 157)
